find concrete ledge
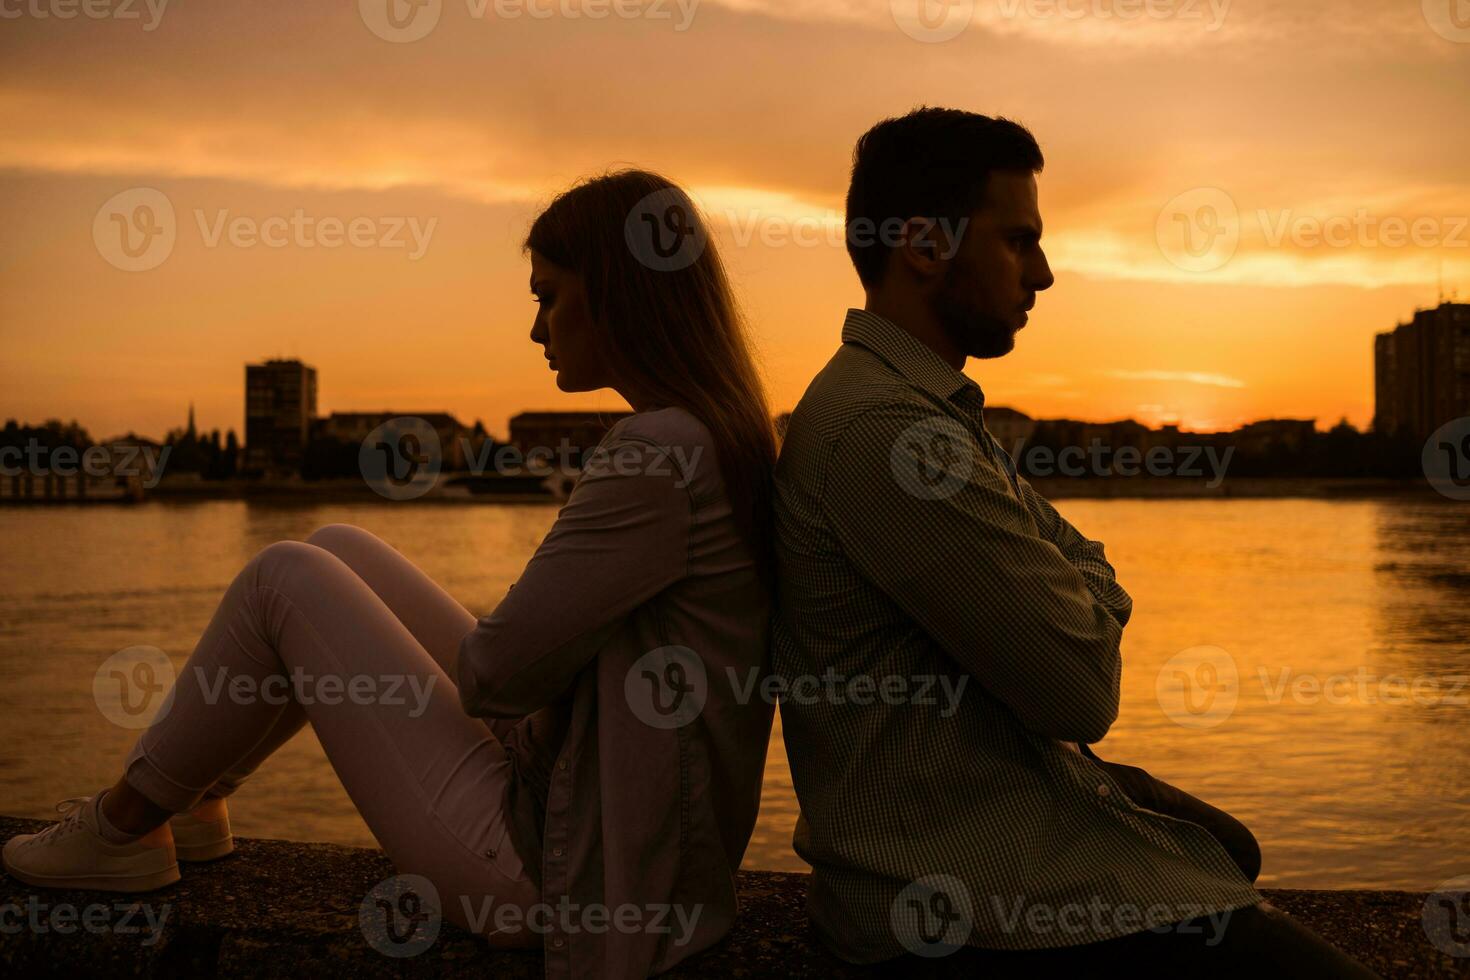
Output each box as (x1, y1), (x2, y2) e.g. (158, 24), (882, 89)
(0, 815), (1462, 978)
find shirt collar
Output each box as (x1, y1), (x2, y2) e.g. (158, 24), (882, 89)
(840, 308), (985, 407)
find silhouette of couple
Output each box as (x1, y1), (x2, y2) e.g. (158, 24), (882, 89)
(4, 107), (1377, 978)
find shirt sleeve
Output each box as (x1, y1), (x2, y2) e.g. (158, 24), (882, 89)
(1014, 472), (1134, 629)
(820, 401), (1123, 744)
(456, 433), (693, 718)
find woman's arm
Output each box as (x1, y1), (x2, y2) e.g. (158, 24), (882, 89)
(457, 433), (694, 718)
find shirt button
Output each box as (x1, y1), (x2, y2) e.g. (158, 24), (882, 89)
(1097, 783), (1111, 797)
(553, 938), (565, 948)
(558, 760), (568, 771)
(483, 848), (496, 858)
(553, 847), (564, 857)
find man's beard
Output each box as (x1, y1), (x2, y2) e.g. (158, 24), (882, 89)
(931, 264), (1016, 360)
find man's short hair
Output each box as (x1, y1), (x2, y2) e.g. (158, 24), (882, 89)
(844, 107), (1044, 288)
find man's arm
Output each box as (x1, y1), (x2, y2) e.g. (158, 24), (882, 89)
(822, 402), (1123, 744)
(1013, 472), (1133, 629)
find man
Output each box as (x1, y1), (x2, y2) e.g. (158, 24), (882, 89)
(771, 107), (1376, 976)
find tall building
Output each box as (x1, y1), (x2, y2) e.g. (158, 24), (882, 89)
(245, 359), (317, 474)
(1373, 302), (1470, 443)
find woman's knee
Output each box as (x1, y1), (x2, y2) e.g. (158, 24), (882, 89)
(248, 539), (341, 591)
(305, 523), (373, 553)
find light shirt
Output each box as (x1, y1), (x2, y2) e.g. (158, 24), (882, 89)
(459, 407), (775, 979)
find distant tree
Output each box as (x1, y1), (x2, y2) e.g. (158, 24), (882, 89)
(222, 430), (240, 479)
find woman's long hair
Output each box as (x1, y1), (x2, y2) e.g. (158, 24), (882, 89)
(524, 169), (777, 582)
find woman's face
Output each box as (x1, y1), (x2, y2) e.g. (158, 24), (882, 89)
(529, 250), (608, 393)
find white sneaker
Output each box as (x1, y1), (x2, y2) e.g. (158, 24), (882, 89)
(1, 795), (180, 892)
(169, 797), (234, 862)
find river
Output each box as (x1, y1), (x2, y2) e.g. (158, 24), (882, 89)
(1, 497), (1466, 889)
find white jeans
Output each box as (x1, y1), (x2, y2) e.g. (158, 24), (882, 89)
(122, 523), (540, 946)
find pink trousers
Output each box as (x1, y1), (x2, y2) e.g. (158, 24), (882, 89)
(121, 523), (540, 946)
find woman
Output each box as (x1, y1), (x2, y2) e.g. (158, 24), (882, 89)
(3, 170), (779, 979)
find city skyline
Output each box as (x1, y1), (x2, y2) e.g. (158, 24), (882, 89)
(17, 297), (1468, 449)
(4, 3), (1470, 441)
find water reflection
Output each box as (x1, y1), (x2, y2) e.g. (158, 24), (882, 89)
(0, 498), (1465, 887)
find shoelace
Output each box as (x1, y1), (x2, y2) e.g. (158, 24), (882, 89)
(27, 796), (93, 846)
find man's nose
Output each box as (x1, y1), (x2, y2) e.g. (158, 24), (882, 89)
(1030, 249), (1055, 292)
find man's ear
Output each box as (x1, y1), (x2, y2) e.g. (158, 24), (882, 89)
(892, 216), (953, 283)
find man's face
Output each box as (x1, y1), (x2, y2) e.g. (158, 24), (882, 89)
(931, 170), (1055, 359)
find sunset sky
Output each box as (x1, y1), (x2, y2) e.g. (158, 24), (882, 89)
(3, 0), (1469, 440)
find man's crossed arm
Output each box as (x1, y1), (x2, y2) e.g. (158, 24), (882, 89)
(821, 402), (1127, 745)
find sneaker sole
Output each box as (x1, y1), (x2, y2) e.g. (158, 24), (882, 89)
(174, 837), (234, 862)
(0, 856), (180, 893)
(170, 816), (234, 862)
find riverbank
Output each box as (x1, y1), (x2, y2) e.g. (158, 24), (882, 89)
(0, 475), (1449, 505)
(0, 816), (1462, 978)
